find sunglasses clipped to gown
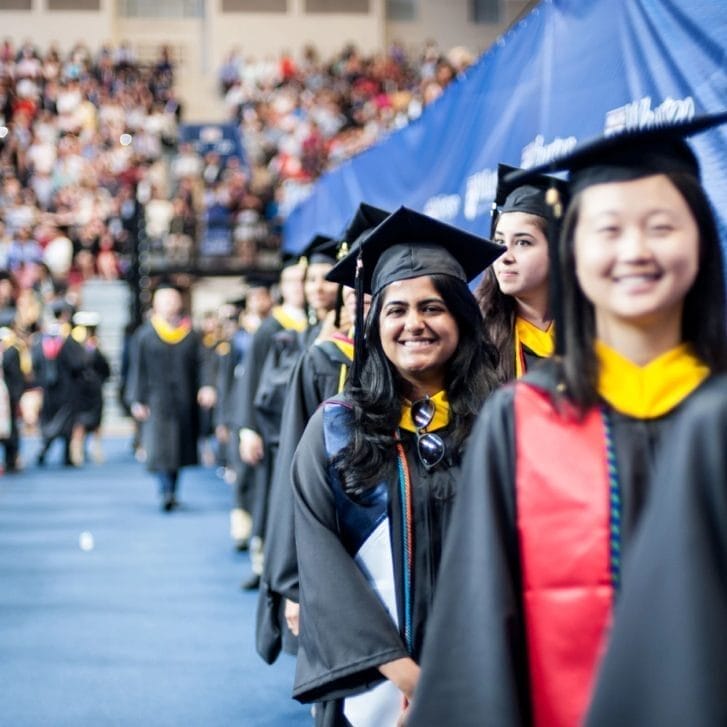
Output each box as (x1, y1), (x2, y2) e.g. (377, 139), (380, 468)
(410, 396), (446, 469)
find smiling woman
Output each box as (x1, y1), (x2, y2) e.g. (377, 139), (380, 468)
(289, 206), (502, 726)
(408, 112), (727, 727)
(475, 164), (566, 381)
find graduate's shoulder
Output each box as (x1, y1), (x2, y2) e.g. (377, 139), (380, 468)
(670, 372), (727, 436)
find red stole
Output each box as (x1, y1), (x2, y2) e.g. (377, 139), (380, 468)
(514, 383), (614, 727)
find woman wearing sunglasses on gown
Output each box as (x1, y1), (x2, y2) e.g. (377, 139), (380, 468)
(290, 207), (503, 726)
(407, 113), (727, 727)
(476, 164), (566, 380)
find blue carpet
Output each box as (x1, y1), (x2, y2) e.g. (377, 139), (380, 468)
(0, 437), (310, 727)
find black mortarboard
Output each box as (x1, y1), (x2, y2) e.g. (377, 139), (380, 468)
(505, 111), (727, 195)
(333, 202), (391, 264)
(300, 234), (338, 266)
(243, 274), (274, 290)
(491, 163), (568, 237)
(328, 206), (503, 296)
(327, 202), (390, 330)
(281, 251), (302, 270)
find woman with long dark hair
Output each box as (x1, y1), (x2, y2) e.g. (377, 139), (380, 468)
(408, 113), (727, 727)
(290, 207), (502, 726)
(475, 164), (565, 381)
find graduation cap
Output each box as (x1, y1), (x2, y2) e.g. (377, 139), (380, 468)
(328, 206), (503, 296)
(505, 111), (727, 195)
(73, 311), (100, 328)
(329, 205), (503, 386)
(299, 234), (338, 267)
(327, 202), (391, 329)
(332, 202), (391, 265)
(281, 251), (302, 270)
(243, 274), (274, 291)
(491, 163), (568, 237)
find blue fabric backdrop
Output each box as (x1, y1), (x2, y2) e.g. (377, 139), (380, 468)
(283, 0), (727, 256)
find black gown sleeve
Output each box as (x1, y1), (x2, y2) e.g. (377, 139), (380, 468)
(125, 326), (148, 407)
(256, 351), (317, 663)
(586, 377), (727, 727)
(236, 318), (280, 434)
(292, 407), (408, 704)
(408, 384), (531, 727)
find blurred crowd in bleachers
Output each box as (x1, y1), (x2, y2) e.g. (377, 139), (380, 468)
(219, 40), (473, 221)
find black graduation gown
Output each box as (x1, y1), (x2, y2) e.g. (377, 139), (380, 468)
(247, 321), (317, 544)
(408, 361), (711, 727)
(77, 346), (111, 431)
(234, 316), (285, 436)
(1, 344), (25, 464)
(199, 334), (219, 437)
(233, 316), (287, 536)
(32, 334), (85, 440)
(292, 401), (458, 725)
(126, 322), (205, 472)
(256, 338), (352, 664)
(586, 375), (727, 727)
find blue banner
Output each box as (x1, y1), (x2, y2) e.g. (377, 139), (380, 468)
(284, 0), (727, 256)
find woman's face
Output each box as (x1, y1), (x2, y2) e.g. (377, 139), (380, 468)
(304, 262), (339, 318)
(574, 174), (699, 334)
(493, 211), (550, 299)
(379, 276), (459, 394)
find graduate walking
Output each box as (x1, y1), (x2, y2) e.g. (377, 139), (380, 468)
(127, 285), (216, 511)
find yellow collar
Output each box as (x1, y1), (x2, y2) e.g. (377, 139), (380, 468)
(515, 317), (554, 378)
(596, 340), (710, 418)
(271, 305), (307, 333)
(329, 333), (354, 362)
(399, 390), (450, 433)
(151, 315), (191, 345)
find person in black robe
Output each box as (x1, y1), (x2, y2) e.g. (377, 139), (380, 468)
(475, 164), (566, 380)
(127, 285), (216, 511)
(239, 236), (340, 589)
(407, 114), (727, 726)
(235, 257), (307, 587)
(71, 312), (111, 464)
(221, 281), (273, 550)
(256, 203), (389, 665)
(32, 299), (86, 467)
(0, 310), (30, 471)
(585, 375), (727, 727)
(198, 310), (221, 467)
(291, 207), (503, 725)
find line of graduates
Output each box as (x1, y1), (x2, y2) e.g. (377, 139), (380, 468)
(241, 112), (727, 727)
(0, 300), (111, 471)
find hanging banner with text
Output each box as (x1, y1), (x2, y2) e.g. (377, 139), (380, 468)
(284, 0), (727, 257)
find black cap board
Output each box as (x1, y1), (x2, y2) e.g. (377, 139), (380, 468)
(491, 163), (569, 237)
(328, 206), (503, 296)
(338, 202), (391, 258)
(300, 234), (338, 266)
(505, 111), (727, 195)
